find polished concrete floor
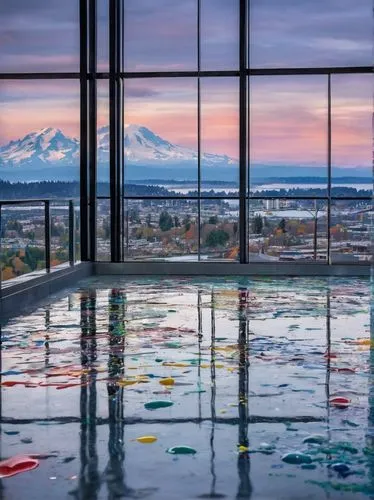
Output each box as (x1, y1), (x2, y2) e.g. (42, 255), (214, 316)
(0, 276), (373, 499)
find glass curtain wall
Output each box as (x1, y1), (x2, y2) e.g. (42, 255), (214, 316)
(0, 0), (371, 273)
(95, 0), (371, 265)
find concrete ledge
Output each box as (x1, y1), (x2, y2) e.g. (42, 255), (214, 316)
(0, 262), (93, 322)
(94, 261), (370, 277)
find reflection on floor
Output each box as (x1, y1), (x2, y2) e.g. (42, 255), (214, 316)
(0, 276), (373, 499)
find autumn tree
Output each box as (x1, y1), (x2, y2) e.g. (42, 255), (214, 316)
(159, 211), (173, 232)
(206, 229), (230, 248)
(252, 215), (263, 234)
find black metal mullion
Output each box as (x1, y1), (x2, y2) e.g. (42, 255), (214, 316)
(327, 74), (332, 264)
(89, 0), (97, 262)
(69, 200), (76, 265)
(109, 0), (121, 262)
(248, 66), (372, 76)
(0, 68), (369, 81)
(247, 0), (251, 262)
(44, 201), (51, 272)
(239, 0), (248, 263)
(0, 204), (2, 290)
(80, 0), (89, 262)
(121, 1), (126, 259)
(109, 0), (116, 261)
(197, 0), (201, 261)
(119, 70), (240, 78)
(117, 0), (124, 261)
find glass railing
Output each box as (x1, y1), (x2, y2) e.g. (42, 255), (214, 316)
(0, 199), (78, 283)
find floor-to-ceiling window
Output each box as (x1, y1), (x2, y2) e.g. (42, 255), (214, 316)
(248, 0), (372, 264)
(95, 0), (371, 265)
(0, 0), (81, 279)
(1, 0), (371, 277)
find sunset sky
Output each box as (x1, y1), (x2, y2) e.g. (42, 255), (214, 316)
(0, 0), (371, 168)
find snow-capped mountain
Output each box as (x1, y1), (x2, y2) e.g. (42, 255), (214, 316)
(98, 124), (238, 167)
(1, 125), (370, 183)
(0, 124), (237, 172)
(0, 127), (80, 168)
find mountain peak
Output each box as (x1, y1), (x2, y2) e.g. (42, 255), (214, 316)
(0, 124), (238, 177)
(34, 127), (64, 138)
(0, 127), (79, 167)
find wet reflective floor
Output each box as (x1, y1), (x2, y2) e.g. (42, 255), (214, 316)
(0, 276), (373, 499)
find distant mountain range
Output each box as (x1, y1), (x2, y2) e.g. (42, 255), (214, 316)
(0, 125), (371, 183)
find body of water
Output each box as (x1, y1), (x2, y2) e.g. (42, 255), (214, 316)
(162, 183), (372, 195)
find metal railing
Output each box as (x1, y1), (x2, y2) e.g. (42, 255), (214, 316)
(0, 199), (76, 284)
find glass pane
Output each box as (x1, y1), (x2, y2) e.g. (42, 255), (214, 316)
(0, 203), (46, 281)
(250, 0), (372, 68)
(330, 199), (372, 263)
(200, 0), (239, 70)
(249, 76), (328, 196)
(124, 0), (197, 71)
(331, 74), (372, 195)
(123, 78), (198, 194)
(97, 0), (109, 71)
(0, 0), (79, 72)
(97, 199), (111, 261)
(0, 80), (80, 184)
(124, 199), (198, 261)
(248, 199), (328, 262)
(201, 78), (239, 196)
(50, 202), (70, 267)
(0, 80), (80, 263)
(200, 199), (239, 261)
(97, 80), (110, 194)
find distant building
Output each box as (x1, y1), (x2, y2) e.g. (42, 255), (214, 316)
(264, 199), (280, 210)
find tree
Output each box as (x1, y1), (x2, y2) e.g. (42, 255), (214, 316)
(183, 215), (191, 232)
(24, 246), (45, 271)
(51, 222), (65, 237)
(102, 217), (110, 240)
(174, 215), (180, 227)
(146, 214), (152, 227)
(7, 220), (23, 235)
(159, 211), (173, 232)
(206, 229), (230, 248)
(25, 231), (35, 241)
(129, 209), (140, 223)
(278, 218), (287, 233)
(305, 200), (324, 260)
(208, 215), (218, 225)
(252, 215), (263, 234)
(2, 266), (14, 281)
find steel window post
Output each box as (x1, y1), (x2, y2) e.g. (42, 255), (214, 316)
(0, 203), (2, 290)
(197, 0), (201, 261)
(109, 0), (123, 262)
(327, 74), (332, 264)
(80, 0), (89, 261)
(88, 0), (97, 262)
(239, 0), (248, 263)
(45, 201), (51, 272)
(69, 200), (76, 266)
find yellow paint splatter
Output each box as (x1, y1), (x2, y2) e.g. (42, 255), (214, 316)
(159, 377), (175, 386)
(135, 436), (158, 444)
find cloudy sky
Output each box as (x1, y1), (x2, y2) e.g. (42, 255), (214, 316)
(0, 0), (371, 167)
